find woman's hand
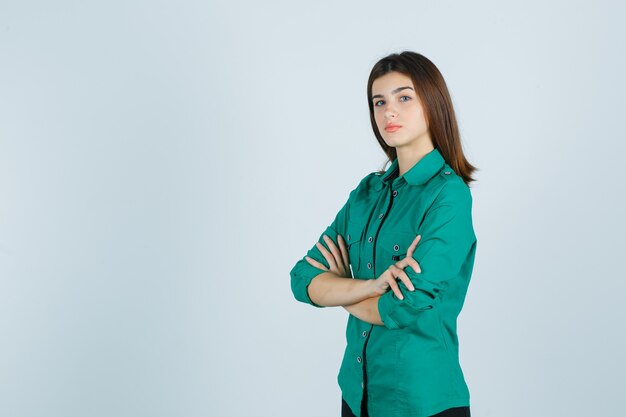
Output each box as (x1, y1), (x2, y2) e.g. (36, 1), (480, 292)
(369, 235), (422, 300)
(305, 234), (352, 278)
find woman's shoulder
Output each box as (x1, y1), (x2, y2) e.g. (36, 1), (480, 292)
(430, 164), (473, 207)
(355, 170), (386, 192)
(340, 171), (383, 206)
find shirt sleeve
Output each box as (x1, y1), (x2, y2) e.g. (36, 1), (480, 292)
(289, 180), (365, 308)
(377, 180), (477, 329)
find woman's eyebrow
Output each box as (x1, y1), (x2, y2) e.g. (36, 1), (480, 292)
(372, 86), (414, 100)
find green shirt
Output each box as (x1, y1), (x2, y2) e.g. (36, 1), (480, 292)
(290, 147), (478, 417)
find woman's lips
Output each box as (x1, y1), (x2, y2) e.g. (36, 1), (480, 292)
(385, 125), (401, 132)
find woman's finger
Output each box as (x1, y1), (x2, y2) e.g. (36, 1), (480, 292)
(337, 235), (352, 277)
(323, 235), (343, 271)
(396, 257), (421, 274)
(407, 258), (421, 273)
(394, 257), (409, 270)
(316, 241), (338, 271)
(406, 234), (422, 257)
(386, 273), (404, 300)
(396, 270), (415, 291)
(305, 256), (329, 271)
(389, 265), (415, 292)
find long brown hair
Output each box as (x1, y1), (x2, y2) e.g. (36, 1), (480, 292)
(367, 51), (478, 186)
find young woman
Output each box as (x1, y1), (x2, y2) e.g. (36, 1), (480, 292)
(290, 51), (478, 417)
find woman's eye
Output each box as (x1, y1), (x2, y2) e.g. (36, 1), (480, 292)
(374, 100), (384, 106)
(400, 95), (411, 102)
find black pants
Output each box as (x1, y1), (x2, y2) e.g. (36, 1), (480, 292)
(341, 396), (470, 417)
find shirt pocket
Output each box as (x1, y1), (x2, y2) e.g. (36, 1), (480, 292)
(345, 221), (365, 274)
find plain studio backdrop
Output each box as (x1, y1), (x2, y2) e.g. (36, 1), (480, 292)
(1, 1), (625, 416)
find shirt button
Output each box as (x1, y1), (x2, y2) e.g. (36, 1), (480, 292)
(361, 381), (365, 388)
(368, 236), (373, 243)
(367, 262), (372, 269)
(362, 330), (367, 337)
(393, 244), (399, 251)
(392, 190), (398, 197)
(378, 213), (384, 219)
(347, 234), (351, 241)
(357, 356), (362, 363)
(444, 171), (451, 175)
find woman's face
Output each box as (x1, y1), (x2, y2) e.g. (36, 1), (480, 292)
(371, 71), (430, 150)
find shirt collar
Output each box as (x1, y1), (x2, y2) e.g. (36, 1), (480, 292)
(378, 147), (445, 188)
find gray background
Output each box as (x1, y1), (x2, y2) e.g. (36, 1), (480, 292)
(1, 1), (625, 416)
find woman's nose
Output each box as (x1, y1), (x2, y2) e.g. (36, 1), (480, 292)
(385, 109), (397, 120)
(384, 103), (398, 119)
